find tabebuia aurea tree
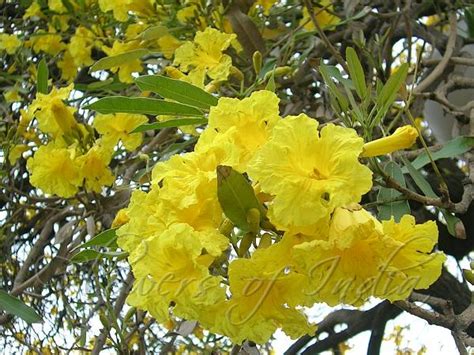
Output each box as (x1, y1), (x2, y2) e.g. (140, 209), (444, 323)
(1, 0), (474, 353)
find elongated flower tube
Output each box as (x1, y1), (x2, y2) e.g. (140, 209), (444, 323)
(361, 125), (418, 157)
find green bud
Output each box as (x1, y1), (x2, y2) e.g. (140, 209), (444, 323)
(258, 233), (272, 249)
(252, 51), (262, 75)
(238, 232), (254, 257)
(246, 208), (261, 234)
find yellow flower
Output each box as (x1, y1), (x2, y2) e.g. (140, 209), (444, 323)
(93, 113), (148, 151)
(112, 209), (130, 228)
(293, 207), (445, 306)
(0, 33), (21, 54)
(157, 34), (182, 59)
(29, 31), (65, 56)
(98, 0), (154, 22)
(3, 89), (21, 103)
(300, 0), (340, 31)
(361, 125), (419, 157)
(102, 40), (144, 83)
(254, 0), (278, 15)
(69, 26), (95, 67)
(247, 114), (372, 234)
(48, 0), (67, 13)
(57, 49), (78, 81)
(208, 242), (315, 344)
(23, 1), (43, 19)
(8, 144), (29, 164)
(27, 143), (81, 197)
(75, 144), (114, 193)
(196, 90), (281, 171)
(173, 27), (236, 87)
(28, 85), (77, 137)
(380, 215), (446, 301)
(123, 223), (226, 323)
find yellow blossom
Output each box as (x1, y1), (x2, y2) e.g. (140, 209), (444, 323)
(23, 1), (43, 19)
(27, 143), (81, 197)
(29, 31), (65, 55)
(112, 209), (130, 228)
(3, 89), (21, 103)
(102, 40), (144, 83)
(48, 0), (67, 13)
(75, 144), (114, 193)
(173, 27), (236, 87)
(196, 90), (281, 171)
(69, 26), (95, 67)
(0, 33), (21, 54)
(98, 0), (154, 22)
(123, 223), (226, 323)
(361, 125), (418, 157)
(93, 113), (148, 151)
(300, 0), (340, 31)
(157, 34), (182, 59)
(57, 49), (78, 81)
(28, 85), (77, 137)
(8, 144), (29, 164)
(247, 114), (372, 234)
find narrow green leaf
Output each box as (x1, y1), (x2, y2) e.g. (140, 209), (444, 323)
(139, 25), (168, 41)
(378, 161), (411, 221)
(320, 65), (349, 111)
(401, 157), (437, 198)
(132, 118), (207, 133)
(402, 156), (461, 237)
(74, 228), (117, 251)
(405, 137), (474, 171)
(0, 290), (42, 324)
(90, 49), (150, 72)
(37, 58), (49, 94)
(70, 249), (128, 263)
(465, 7), (474, 38)
(135, 75), (218, 109)
(217, 166), (265, 232)
(346, 47), (367, 99)
(378, 63), (408, 111)
(265, 69), (276, 92)
(86, 97), (203, 116)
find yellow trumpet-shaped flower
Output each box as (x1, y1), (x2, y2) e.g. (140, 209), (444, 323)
(27, 143), (81, 198)
(361, 125), (418, 157)
(0, 33), (22, 54)
(93, 113), (148, 151)
(247, 114), (372, 234)
(75, 144), (114, 193)
(173, 27), (236, 87)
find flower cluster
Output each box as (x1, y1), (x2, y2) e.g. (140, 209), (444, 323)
(23, 85), (147, 197)
(116, 90), (444, 344)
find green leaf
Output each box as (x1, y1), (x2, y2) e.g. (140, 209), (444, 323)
(378, 161), (410, 221)
(216, 166), (265, 232)
(378, 63), (408, 110)
(405, 137), (474, 171)
(132, 118), (207, 133)
(402, 156), (462, 237)
(320, 65), (349, 112)
(346, 47), (367, 99)
(70, 249), (128, 263)
(265, 68), (276, 92)
(0, 290), (42, 324)
(90, 49), (150, 72)
(135, 75), (218, 109)
(139, 25), (168, 41)
(73, 228), (117, 251)
(465, 7), (474, 38)
(37, 58), (49, 94)
(86, 97), (203, 116)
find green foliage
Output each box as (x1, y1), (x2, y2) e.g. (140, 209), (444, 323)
(0, 290), (42, 324)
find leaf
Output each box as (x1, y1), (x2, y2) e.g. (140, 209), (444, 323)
(70, 249), (127, 263)
(132, 118), (207, 133)
(402, 156), (462, 238)
(378, 161), (410, 221)
(465, 7), (474, 38)
(73, 228), (117, 251)
(0, 290), (42, 324)
(86, 97), (203, 116)
(139, 25), (168, 41)
(226, 3), (265, 56)
(265, 68), (276, 92)
(37, 58), (49, 94)
(405, 137), (474, 171)
(346, 47), (367, 99)
(135, 75), (218, 109)
(216, 166), (265, 232)
(377, 63), (408, 112)
(90, 49), (150, 72)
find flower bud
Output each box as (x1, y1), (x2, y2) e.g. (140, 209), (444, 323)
(361, 125), (418, 157)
